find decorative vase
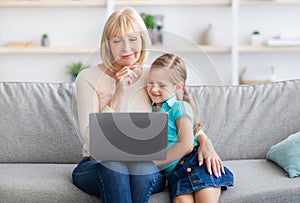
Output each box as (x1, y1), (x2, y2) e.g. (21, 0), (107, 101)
(202, 24), (218, 45)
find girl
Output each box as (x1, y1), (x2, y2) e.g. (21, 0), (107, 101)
(147, 53), (234, 203)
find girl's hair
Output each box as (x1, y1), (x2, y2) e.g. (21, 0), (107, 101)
(100, 7), (151, 69)
(150, 53), (203, 134)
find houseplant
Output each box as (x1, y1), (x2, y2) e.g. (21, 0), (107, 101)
(140, 12), (163, 44)
(67, 62), (89, 81)
(41, 33), (50, 46)
(140, 12), (156, 30)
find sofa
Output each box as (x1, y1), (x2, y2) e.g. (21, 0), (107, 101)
(0, 79), (299, 203)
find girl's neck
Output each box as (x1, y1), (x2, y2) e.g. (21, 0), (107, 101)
(154, 103), (162, 112)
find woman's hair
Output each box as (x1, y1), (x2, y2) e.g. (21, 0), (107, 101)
(100, 7), (151, 69)
(150, 53), (203, 133)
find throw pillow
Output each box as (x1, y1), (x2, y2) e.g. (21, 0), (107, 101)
(266, 131), (300, 178)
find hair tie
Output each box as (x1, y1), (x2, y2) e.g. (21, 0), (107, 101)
(182, 85), (187, 92)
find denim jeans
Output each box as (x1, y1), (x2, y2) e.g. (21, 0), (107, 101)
(72, 157), (166, 203)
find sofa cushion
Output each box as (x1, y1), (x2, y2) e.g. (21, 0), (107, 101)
(0, 82), (82, 164)
(0, 163), (169, 203)
(1, 161), (299, 203)
(188, 80), (300, 160)
(266, 131), (300, 178)
(220, 160), (300, 203)
(0, 164), (99, 203)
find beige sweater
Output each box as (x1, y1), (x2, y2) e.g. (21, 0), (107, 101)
(76, 65), (152, 157)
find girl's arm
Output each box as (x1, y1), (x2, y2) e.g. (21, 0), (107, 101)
(154, 116), (194, 166)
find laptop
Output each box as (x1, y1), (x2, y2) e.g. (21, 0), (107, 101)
(89, 112), (168, 161)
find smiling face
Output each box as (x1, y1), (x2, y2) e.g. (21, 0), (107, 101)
(109, 32), (142, 67)
(147, 68), (178, 106)
(100, 8), (150, 70)
(147, 53), (188, 107)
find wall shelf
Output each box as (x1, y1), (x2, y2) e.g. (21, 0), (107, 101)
(0, 0), (106, 7)
(0, 47), (99, 54)
(151, 45), (231, 53)
(240, 0), (300, 5)
(114, 0), (231, 6)
(0, 45), (231, 54)
(239, 45), (300, 53)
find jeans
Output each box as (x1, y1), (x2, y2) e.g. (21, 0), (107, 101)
(72, 157), (166, 203)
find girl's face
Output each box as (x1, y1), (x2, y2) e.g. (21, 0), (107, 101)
(147, 68), (178, 106)
(109, 32), (142, 67)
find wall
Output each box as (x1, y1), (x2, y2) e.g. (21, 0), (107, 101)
(0, 7), (106, 82)
(129, 5), (232, 85)
(0, 4), (300, 85)
(239, 4), (300, 82)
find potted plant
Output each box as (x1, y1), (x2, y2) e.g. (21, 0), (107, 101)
(140, 13), (156, 30)
(67, 62), (89, 81)
(140, 12), (163, 44)
(41, 33), (50, 47)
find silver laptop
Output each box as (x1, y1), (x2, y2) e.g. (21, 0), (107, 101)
(89, 112), (168, 161)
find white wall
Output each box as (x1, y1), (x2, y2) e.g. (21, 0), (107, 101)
(0, 7), (106, 82)
(0, 4), (300, 84)
(127, 6), (232, 85)
(239, 4), (300, 82)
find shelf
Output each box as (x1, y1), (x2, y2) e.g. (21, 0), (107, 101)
(0, 45), (231, 54)
(0, 47), (99, 54)
(115, 0), (231, 6)
(151, 45), (231, 53)
(240, 0), (300, 5)
(0, 0), (105, 7)
(239, 45), (300, 53)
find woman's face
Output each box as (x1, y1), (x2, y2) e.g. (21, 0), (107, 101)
(109, 32), (142, 67)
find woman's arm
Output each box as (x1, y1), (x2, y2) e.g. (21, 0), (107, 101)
(154, 116), (194, 166)
(196, 133), (225, 178)
(76, 71), (101, 151)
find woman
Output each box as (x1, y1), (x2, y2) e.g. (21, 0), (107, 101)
(72, 7), (224, 203)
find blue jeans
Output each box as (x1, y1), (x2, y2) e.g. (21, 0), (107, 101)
(72, 157), (166, 203)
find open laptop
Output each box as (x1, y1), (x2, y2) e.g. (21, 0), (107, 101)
(89, 112), (168, 161)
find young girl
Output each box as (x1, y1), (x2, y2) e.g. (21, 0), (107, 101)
(147, 53), (234, 203)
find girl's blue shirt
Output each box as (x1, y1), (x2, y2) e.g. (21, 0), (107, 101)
(152, 96), (198, 174)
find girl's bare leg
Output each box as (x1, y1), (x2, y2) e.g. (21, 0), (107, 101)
(173, 193), (194, 203)
(194, 187), (221, 203)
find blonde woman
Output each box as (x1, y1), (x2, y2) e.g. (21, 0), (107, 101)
(72, 7), (224, 203)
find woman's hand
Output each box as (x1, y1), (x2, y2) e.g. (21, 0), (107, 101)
(115, 65), (138, 92)
(109, 65), (138, 111)
(197, 135), (225, 178)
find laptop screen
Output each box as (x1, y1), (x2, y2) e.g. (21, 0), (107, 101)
(89, 112), (168, 161)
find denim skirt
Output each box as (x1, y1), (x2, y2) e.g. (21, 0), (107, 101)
(166, 145), (234, 202)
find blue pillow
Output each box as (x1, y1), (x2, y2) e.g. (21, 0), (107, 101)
(266, 131), (300, 178)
